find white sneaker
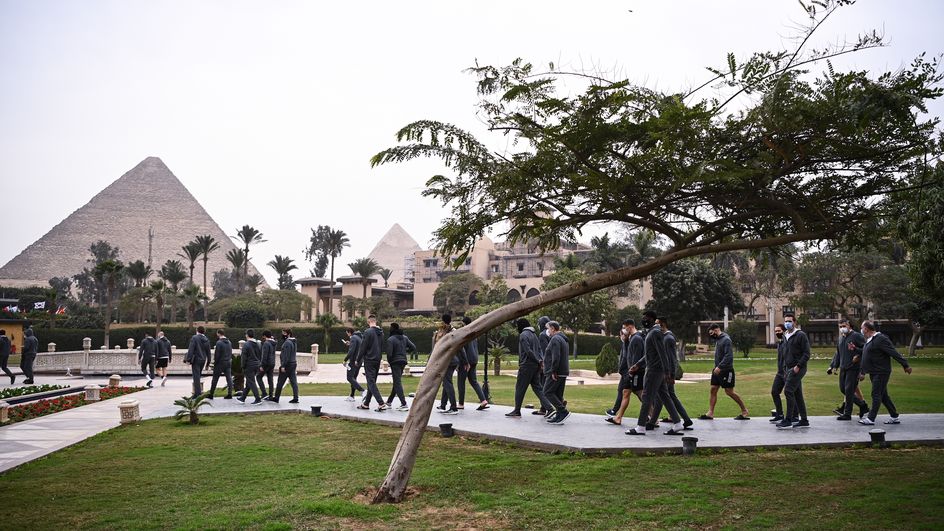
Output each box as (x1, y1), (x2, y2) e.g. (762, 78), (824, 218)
(161, 376), (167, 387)
(884, 417), (901, 424)
(345, 396), (355, 402)
(859, 418), (875, 425)
(396, 405), (409, 412)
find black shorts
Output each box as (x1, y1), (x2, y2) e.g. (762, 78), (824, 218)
(621, 370), (645, 391)
(156, 358), (169, 368)
(711, 369), (735, 388)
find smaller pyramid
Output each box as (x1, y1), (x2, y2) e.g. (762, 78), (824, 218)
(366, 224), (422, 286)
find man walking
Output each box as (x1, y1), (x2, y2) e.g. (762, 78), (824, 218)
(237, 329), (263, 405)
(385, 323), (416, 411)
(543, 321), (571, 424)
(343, 327), (366, 401)
(156, 331), (172, 386)
(356, 316), (386, 411)
(207, 330), (233, 399)
(271, 328), (299, 404)
(700, 323), (750, 421)
(605, 320), (644, 426)
(20, 328), (38, 385)
(435, 314), (464, 415)
(258, 331), (277, 400)
(777, 314), (810, 429)
(769, 324), (788, 423)
(652, 318), (693, 429)
(833, 319), (870, 420)
(505, 318), (552, 417)
(0, 329), (14, 384)
(183, 326), (210, 398)
(458, 316), (489, 411)
(138, 331), (158, 388)
(858, 320), (912, 425)
(626, 311), (685, 436)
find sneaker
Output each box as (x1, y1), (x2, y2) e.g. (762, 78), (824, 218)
(237, 397), (246, 404)
(260, 394), (269, 401)
(161, 376), (167, 387)
(769, 414), (784, 423)
(859, 404), (870, 419)
(396, 405), (409, 412)
(223, 395), (232, 400)
(206, 395), (215, 400)
(625, 427), (647, 436)
(836, 415), (852, 421)
(548, 410), (571, 425)
(792, 419), (810, 428)
(505, 411), (522, 417)
(884, 417), (901, 425)
(442, 409), (459, 415)
(436, 405), (446, 411)
(251, 399), (263, 405)
(832, 406), (844, 416)
(532, 409), (548, 416)
(289, 398), (299, 404)
(386, 401), (393, 407)
(775, 419), (793, 429)
(859, 417), (875, 425)
(544, 410), (556, 419)
(345, 396), (355, 402)
(605, 408), (616, 416)
(270, 398), (280, 404)
(683, 420), (694, 430)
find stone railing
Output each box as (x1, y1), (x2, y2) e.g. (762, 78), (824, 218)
(34, 338), (318, 376)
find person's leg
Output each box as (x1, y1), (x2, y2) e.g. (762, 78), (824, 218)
(874, 373), (898, 418)
(842, 369), (866, 416)
(266, 367), (274, 398)
(613, 389), (633, 423)
(223, 365), (233, 397)
(244, 368), (260, 401)
(466, 362), (487, 403)
(141, 358), (151, 380)
(287, 364), (299, 400)
(668, 381), (691, 423)
(347, 365), (364, 396)
(191, 362), (203, 397)
(442, 365), (457, 410)
(657, 379), (681, 424)
(724, 387), (749, 415)
(391, 365), (405, 406)
(635, 374), (657, 428)
(794, 367), (807, 420)
(256, 368), (268, 398)
(542, 376), (563, 413)
(209, 364), (222, 397)
(512, 365), (532, 412)
(707, 385), (719, 417)
(784, 372), (799, 421)
(529, 368), (552, 412)
(771, 373), (785, 417)
(612, 378), (625, 413)
(0, 356), (13, 383)
(457, 365), (468, 406)
(366, 363), (384, 406)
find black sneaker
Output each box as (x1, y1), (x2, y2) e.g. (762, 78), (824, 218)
(289, 398), (299, 404)
(270, 398), (280, 404)
(605, 408), (616, 416)
(836, 415), (852, 421)
(682, 419), (694, 430)
(775, 419), (793, 429)
(505, 411), (522, 417)
(251, 399), (263, 405)
(548, 410), (571, 425)
(645, 423), (657, 431)
(532, 409), (548, 416)
(223, 395), (232, 400)
(792, 419), (810, 428)
(237, 397), (246, 404)
(769, 414), (784, 423)
(859, 404), (870, 419)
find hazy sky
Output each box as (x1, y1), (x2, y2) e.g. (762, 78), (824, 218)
(1, 0), (941, 286)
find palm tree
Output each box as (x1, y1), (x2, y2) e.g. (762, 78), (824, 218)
(93, 259), (124, 348)
(194, 235), (221, 298)
(349, 257), (381, 299)
(174, 394), (212, 424)
(181, 284), (204, 332)
(245, 274), (265, 292)
(126, 260), (152, 287)
(232, 225), (266, 281)
(178, 242), (202, 287)
(268, 255), (298, 290)
(148, 279), (168, 333)
(225, 248), (247, 292)
(159, 260), (187, 324)
(378, 268), (393, 288)
(325, 229), (350, 316)
(317, 312), (340, 353)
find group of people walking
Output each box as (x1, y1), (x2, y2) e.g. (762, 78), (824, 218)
(0, 328), (37, 385)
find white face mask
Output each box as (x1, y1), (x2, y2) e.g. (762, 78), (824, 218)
(784, 321), (794, 331)
(840, 327), (849, 335)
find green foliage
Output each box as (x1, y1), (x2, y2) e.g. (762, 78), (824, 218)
(541, 268), (615, 356)
(605, 305), (642, 336)
(595, 342), (619, 377)
(268, 255), (298, 290)
(433, 272), (484, 314)
(0, 384), (68, 400)
(478, 276), (510, 306)
(174, 394), (212, 425)
(895, 165), (944, 300)
(646, 259), (745, 344)
(727, 319), (757, 358)
(223, 300), (267, 328)
(317, 313), (341, 352)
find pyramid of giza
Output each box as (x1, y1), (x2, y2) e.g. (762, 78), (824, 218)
(366, 223), (422, 285)
(0, 157), (266, 292)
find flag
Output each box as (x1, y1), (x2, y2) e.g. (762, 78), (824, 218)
(56, 306), (66, 315)
(34, 301), (46, 310)
(7, 305), (19, 313)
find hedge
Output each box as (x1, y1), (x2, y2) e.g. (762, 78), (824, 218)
(34, 325), (622, 357)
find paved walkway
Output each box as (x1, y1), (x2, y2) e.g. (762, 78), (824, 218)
(2, 372), (943, 474)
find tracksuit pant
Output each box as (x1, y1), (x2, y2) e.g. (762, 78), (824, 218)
(209, 362), (233, 397)
(841, 366), (868, 416)
(274, 363), (298, 401)
(867, 373), (898, 421)
(363, 362), (383, 406)
(387, 363), (407, 406)
(257, 364), (275, 396)
(347, 363), (364, 396)
(140, 357), (156, 380)
(542, 375), (567, 413)
(241, 365), (260, 401)
(513, 362), (551, 412)
(771, 371), (786, 417)
(636, 372), (680, 427)
(440, 364), (458, 410)
(784, 366), (807, 421)
(458, 362), (487, 404)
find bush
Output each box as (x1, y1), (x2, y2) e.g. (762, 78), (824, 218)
(223, 300), (267, 328)
(595, 342), (619, 377)
(727, 319), (757, 358)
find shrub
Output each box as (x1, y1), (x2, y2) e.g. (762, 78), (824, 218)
(223, 300), (267, 328)
(595, 342), (619, 377)
(727, 319), (757, 358)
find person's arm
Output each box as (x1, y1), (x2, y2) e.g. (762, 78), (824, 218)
(829, 343), (840, 372)
(356, 332), (369, 364)
(797, 332), (811, 368)
(720, 337), (734, 370)
(344, 339), (355, 363)
(406, 337), (417, 354)
(883, 336), (911, 372)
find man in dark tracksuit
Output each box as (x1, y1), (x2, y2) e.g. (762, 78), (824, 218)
(506, 318), (552, 417)
(858, 320), (912, 425)
(777, 314), (810, 429)
(458, 316), (489, 410)
(343, 328), (365, 400)
(207, 330), (233, 399)
(651, 320), (692, 428)
(20, 328), (38, 384)
(627, 311), (685, 436)
(385, 323), (416, 410)
(437, 316), (467, 414)
(703, 323), (750, 420)
(0, 329), (14, 384)
(237, 330), (263, 405)
(606, 320), (644, 425)
(258, 331), (277, 400)
(183, 326), (210, 398)
(356, 316), (386, 411)
(272, 329), (299, 404)
(138, 332), (158, 387)
(537, 316), (551, 390)
(156, 331), (172, 386)
(832, 320), (870, 420)
(769, 324), (788, 422)
(543, 321), (571, 424)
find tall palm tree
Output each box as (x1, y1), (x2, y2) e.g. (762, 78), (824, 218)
(126, 260), (153, 287)
(159, 259), (187, 324)
(232, 225), (266, 281)
(148, 279), (168, 333)
(378, 268), (393, 288)
(268, 255), (299, 290)
(349, 257), (381, 299)
(178, 242), (201, 287)
(181, 284), (204, 332)
(93, 259), (124, 348)
(225, 248), (247, 292)
(325, 229), (350, 316)
(194, 235), (221, 297)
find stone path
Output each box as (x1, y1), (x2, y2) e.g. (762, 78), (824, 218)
(2, 373), (943, 474)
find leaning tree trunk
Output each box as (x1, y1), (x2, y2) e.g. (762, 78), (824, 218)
(908, 324), (923, 357)
(370, 230), (832, 504)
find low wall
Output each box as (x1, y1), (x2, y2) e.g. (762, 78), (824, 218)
(34, 349), (318, 376)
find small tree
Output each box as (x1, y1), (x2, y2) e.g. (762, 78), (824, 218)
(727, 319), (757, 358)
(93, 259), (124, 348)
(174, 394), (212, 425)
(317, 312), (340, 353)
(542, 268), (614, 358)
(433, 272), (484, 314)
(595, 342), (619, 377)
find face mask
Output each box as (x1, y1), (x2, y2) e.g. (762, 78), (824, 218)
(840, 327), (849, 335)
(784, 322), (794, 331)
(775, 332), (784, 339)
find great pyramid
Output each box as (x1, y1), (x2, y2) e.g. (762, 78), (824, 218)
(0, 157), (267, 292)
(366, 223), (422, 285)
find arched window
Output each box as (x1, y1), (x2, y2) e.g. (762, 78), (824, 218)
(506, 289), (522, 303)
(525, 288), (540, 298)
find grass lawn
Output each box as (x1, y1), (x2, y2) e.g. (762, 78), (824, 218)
(306, 358), (944, 418)
(0, 414), (941, 529)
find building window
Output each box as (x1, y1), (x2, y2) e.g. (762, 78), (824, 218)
(465, 258), (472, 266)
(491, 265), (499, 273)
(782, 306), (795, 316)
(423, 259), (439, 268)
(517, 263), (524, 272)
